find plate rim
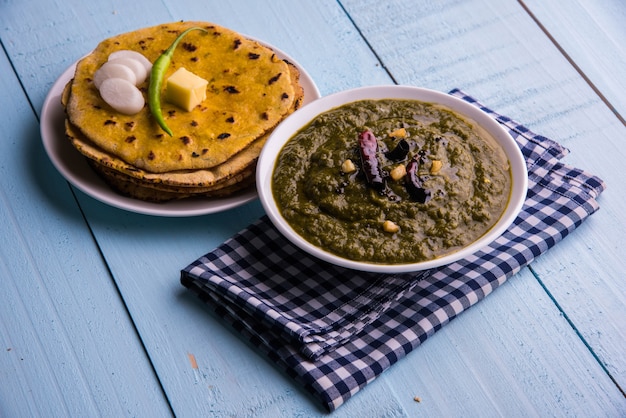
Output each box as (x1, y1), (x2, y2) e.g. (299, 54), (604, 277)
(40, 36), (321, 217)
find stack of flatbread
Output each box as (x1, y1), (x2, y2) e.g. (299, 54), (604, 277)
(62, 21), (303, 201)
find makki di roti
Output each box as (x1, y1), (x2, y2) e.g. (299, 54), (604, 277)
(63, 21), (304, 201)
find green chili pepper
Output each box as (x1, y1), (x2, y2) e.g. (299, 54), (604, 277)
(148, 26), (207, 136)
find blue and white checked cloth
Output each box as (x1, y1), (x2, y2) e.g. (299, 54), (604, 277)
(181, 90), (606, 411)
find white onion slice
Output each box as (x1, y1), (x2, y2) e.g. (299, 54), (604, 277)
(99, 78), (145, 115)
(93, 62), (136, 89)
(108, 57), (148, 85)
(108, 50), (153, 73)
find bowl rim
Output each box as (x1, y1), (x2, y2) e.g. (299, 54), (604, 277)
(257, 85), (528, 273)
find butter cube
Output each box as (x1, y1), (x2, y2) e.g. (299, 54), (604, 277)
(165, 67), (208, 111)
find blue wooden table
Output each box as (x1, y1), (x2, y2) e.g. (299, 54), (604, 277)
(1, 0), (624, 416)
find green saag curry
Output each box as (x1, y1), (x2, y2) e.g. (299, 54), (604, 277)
(272, 99), (512, 264)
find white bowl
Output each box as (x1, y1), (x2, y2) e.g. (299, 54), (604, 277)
(257, 85), (528, 273)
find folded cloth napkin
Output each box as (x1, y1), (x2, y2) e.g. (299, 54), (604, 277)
(181, 89), (606, 411)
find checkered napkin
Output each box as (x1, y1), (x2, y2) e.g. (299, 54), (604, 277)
(181, 89), (606, 411)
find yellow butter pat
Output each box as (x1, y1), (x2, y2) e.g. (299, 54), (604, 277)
(165, 67), (208, 111)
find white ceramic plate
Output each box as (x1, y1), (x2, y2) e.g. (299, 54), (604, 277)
(257, 85), (528, 273)
(40, 39), (320, 217)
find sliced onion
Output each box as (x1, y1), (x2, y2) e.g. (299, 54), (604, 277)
(108, 50), (153, 73)
(108, 57), (148, 85)
(99, 78), (145, 115)
(93, 62), (136, 89)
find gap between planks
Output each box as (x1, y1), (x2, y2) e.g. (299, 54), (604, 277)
(527, 264), (626, 398)
(517, 0), (626, 128)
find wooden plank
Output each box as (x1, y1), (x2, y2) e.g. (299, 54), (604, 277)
(518, 0), (626, 391)
(0, 50), (171, 416)
(521, 0), (626, 124)
(342, 0), (626, 396)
